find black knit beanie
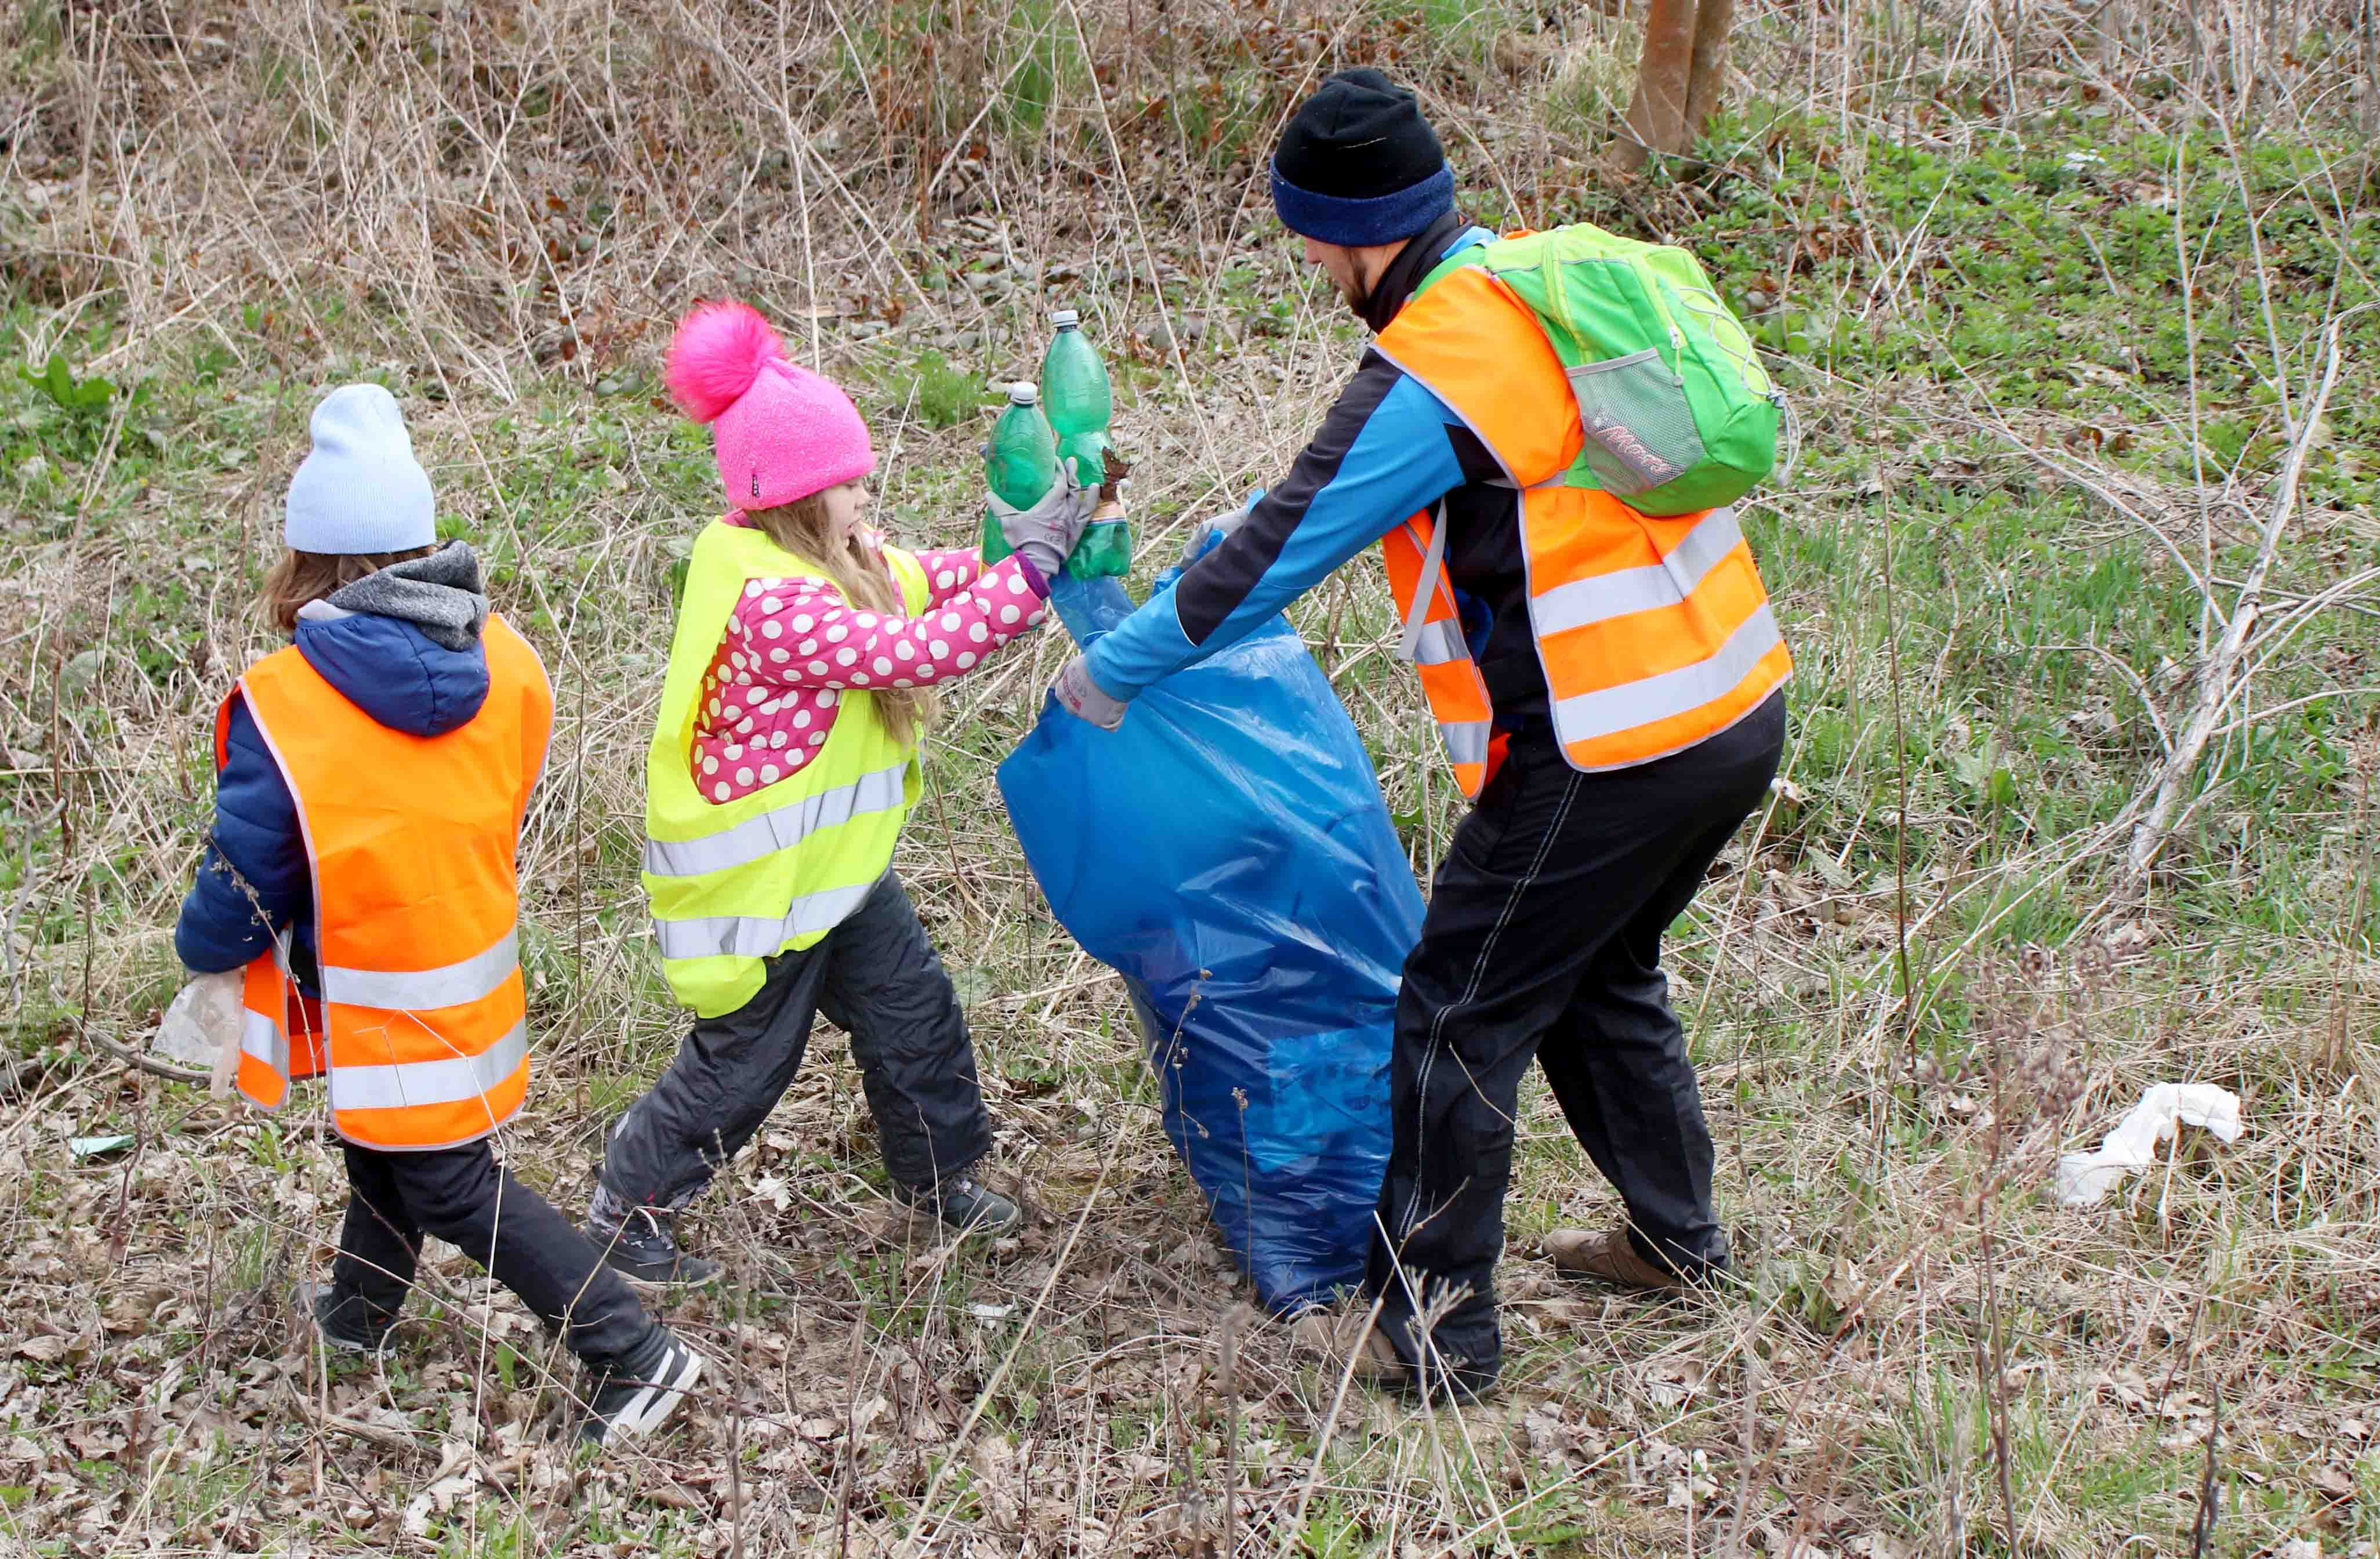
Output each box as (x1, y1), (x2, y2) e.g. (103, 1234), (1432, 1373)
(1271, 69), (1454, 246)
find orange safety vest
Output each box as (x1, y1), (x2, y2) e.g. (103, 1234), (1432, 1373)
(1373, 259), (1792, 795)
(224, 614), (554, 1151)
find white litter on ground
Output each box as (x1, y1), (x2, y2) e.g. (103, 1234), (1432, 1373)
(2055, 1083), (2243, 1208)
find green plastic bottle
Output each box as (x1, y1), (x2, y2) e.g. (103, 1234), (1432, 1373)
(1042, 308), (1111, 484)
(981, 382), (1055, 568)
(1041, 307), (1131, 579)
(985, 382), (1056, 510)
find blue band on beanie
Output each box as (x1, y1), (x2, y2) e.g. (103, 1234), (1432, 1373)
(1269, 162), (1455, 247)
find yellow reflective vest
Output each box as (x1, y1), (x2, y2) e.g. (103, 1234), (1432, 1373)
(644, 521), (931, 1018)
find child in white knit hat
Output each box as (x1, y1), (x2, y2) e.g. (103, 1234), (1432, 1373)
(173, 384), (708, 1446)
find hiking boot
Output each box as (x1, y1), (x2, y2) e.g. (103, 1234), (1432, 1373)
(898, 1174), (1021, 1237)
(586, 1206), (722, 1288)
(582, 1325), (708, 1447)
(1290, 1306), (1407, 1387)
(1544, 1227), (1699, 1291)
(299, 1280), (396, 1355)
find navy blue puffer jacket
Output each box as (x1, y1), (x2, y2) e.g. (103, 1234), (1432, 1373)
(174, 608), (492, 985)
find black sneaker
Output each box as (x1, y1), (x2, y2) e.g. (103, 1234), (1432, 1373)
(299, 1280), (396, 1355)
(582, 1325), (706, 1447)
(586, 1206), (722, 1287)
(899, 1174), (1021, 1237)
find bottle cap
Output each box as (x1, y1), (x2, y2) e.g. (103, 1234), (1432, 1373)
(1007, 382), (1039, 405)
(1051, 308), (1080, 328)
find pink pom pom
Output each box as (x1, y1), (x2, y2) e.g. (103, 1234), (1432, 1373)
(665, 300), (786, 424)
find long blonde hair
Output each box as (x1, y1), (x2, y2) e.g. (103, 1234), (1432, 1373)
(746, 494), (937, 748)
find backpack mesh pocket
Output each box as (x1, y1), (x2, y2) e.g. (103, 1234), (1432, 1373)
(1566, 349), (1705, 497)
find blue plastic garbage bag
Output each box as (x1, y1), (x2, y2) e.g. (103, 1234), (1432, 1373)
(997, 564), (1424, 1314)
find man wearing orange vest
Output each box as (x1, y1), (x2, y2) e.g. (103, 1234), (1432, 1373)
(1047, 72), (1788, 1398)
(174, 385), (706, 1444)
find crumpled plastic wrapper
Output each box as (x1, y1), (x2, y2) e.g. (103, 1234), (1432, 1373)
(2055, 1083), (2242, 1208)
(154, 970), (245, 1094)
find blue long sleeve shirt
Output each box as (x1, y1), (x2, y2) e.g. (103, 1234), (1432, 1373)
(176, 695), (314, 976)
(1084, 221), (1501, 703)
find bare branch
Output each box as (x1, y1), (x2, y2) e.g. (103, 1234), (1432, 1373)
(2121, 309), (2360, 890)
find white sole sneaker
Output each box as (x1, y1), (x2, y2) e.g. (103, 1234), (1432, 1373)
(586, 1339), (707, 1446)
(297, 1280), (392, 1355)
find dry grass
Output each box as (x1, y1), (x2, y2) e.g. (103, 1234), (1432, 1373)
(4, 0), (2380, 1554)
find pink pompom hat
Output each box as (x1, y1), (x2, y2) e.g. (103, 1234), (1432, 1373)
(665, 300), (875, 510)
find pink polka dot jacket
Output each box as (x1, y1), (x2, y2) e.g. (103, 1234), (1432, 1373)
(689, 520), (1051, 803)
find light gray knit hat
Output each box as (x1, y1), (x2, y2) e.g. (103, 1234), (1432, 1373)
(284, 385), (436, 554)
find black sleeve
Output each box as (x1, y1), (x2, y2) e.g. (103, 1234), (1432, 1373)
(1176, 351), (1410, 644)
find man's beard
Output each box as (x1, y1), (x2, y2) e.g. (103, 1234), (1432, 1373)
(1336, 272), (1371, 317)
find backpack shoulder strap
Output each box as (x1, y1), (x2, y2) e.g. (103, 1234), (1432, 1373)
(1377, 263), (1582, 489)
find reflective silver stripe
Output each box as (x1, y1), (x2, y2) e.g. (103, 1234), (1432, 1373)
(242, 1009), (285, 1072)
(1395, 505), (1450, 662)
(652, 880), (875, 962)
(1440, 720), (1492, 767)
(1409, 619), (1470, 667)
(1531, 507), (1745, 637)
(644, 762), (909, 879)
(322, 926), (519, 1013)
(328, 1021), (529, 1114)
(1552, 604), (1784, 743)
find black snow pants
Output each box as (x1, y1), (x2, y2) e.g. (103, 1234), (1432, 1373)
(1366, 692), (1786, 1397)
(333, 1140), (656, 1369)
(600, 872), (993, 1212)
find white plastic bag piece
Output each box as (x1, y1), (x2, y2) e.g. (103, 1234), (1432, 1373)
(154, 971), (244, 1094)
(2055, 1083), (2242, 1208)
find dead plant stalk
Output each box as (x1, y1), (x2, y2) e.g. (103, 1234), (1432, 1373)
(2120, 307), (2360, 893)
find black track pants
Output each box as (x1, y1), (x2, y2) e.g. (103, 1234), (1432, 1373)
(600, 872), (992, 1212)
(334, 1140), (654, 1369)
(1366, 693), (1786, 1397)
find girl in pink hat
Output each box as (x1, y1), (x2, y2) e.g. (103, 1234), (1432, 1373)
(585, 300), (1093, 1284)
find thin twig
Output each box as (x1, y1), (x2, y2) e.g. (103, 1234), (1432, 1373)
(2121, 309), (2363, 890)
(1880, 481), (1918, 1089)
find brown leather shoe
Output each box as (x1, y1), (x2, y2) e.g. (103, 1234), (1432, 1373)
(1290, 1307), (1407, 1385)
(1544, 1227), (1690, 1290)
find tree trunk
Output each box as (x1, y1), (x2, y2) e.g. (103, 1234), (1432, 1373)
(1616, 0), (1736, 173)
(1683, 0), (1737, 141)
(1614, 0), (1699, 173)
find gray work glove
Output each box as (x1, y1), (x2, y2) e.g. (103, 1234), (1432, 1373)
(987, 469), (1096, 579)
(1177, 500), (1253, 566)
(1051, 654), (1126, 731)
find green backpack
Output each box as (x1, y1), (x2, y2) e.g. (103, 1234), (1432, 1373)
(1419, 224), (1782, 516)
